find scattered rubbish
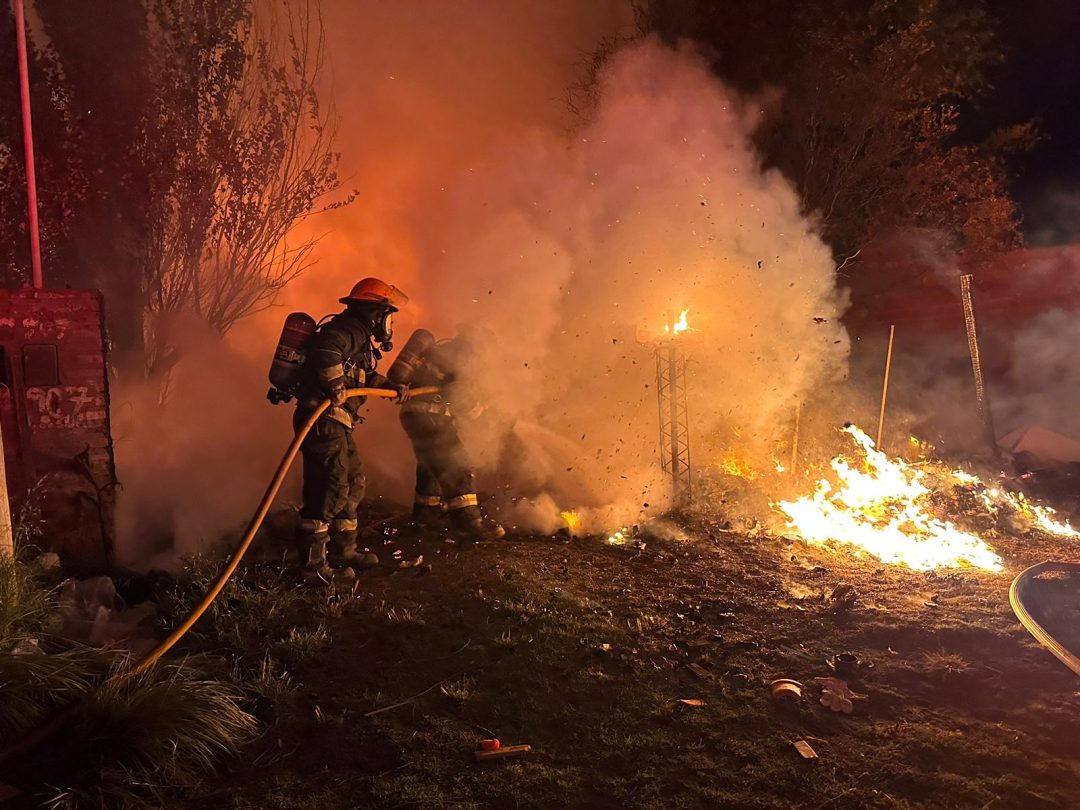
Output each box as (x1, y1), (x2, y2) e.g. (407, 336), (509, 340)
(59, 576), (158, 654)
(398, 554), (424, 569)
(600, 643), (613, 653)
(769, 679), (803, 701)
(677, 698), (705, 707)
(829, 652), (860, 678)
(727, 671), (750, 687)
(474, 744), (531, 762)
(687, 663), (714, 681)
(31, 552), (61, 574)
(814, 677), (866, 714)
(11, 638), (42, 656)
(479, 738), (501, 751)
(792, 739), (818, 759)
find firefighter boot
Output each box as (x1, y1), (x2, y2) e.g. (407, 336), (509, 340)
(450, 503), (506, 544)
(328, 518), (379, 570)
(298, 520), (334, 580)
(411, 496), (446, 534)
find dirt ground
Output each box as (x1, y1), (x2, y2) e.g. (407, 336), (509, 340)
(181, 517), (1080, 810)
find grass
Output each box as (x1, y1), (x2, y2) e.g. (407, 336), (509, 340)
(439, 675), (474, 703)
(2, 541), (347, 806)
(0, 514), (51, 652)
(169, 520), (1080, 810)
(39, 661), (257, 809)
(379, 600), (426, 626)
(156, 552), (342, 708)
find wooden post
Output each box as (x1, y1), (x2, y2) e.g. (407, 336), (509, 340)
(959, 274), (1001, 460)
(875, 325), (895, 450)
(0, 420), (14, 557)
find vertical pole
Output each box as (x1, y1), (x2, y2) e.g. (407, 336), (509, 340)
(0, 420), (13, 558)
(790, 401), (801, 476)
(667, 342), (681, 500)
(13, 0), (44, 289)
(959, 274), (1000, 460)
(876, 324), (895, 449)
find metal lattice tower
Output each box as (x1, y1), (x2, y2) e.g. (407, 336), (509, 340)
(655, 341), (692, 503)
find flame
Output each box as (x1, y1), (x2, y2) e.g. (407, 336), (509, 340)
(720, 456), (758, 480)
(664, 309), (690, 335)
(560, 510), (581, 533)
(672, 309), (689, 334)
(607, 529), (628, 545)
(981, 487), (1080, 538)
(775, 425), (1004, 572)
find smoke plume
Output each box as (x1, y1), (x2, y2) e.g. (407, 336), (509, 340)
(114, 4), (851, 559)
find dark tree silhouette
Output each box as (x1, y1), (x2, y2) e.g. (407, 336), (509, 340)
(635, 0), (1031, 260)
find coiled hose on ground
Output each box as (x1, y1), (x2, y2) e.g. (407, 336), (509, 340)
(1009, 560), (1080, 678)
(133, 386), (439, 674)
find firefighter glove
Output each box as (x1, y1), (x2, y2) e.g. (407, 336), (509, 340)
(327, 378), (349, 406)
(394, 383), (411, 404)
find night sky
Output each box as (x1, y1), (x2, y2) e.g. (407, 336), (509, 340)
(970, 0), (1080, 245)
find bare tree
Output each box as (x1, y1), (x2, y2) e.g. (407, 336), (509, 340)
(137, 0), (351, 385)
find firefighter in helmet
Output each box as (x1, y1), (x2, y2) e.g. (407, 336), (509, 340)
(295, 277), (411, 576)
(393, 324), (505, 543)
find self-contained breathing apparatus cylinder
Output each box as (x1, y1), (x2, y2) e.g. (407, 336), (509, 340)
(386, 328), (436, 386)
(267, 312), (317, 404)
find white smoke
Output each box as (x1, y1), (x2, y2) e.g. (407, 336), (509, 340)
(114, 24), (852, 556)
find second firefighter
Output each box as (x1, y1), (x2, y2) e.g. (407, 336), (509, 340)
(389, 325), (506, 543)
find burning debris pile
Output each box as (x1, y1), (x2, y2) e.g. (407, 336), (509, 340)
(773, 425), (1078, 572)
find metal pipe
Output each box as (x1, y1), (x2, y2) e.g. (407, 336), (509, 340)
(875, 324), (895, 449)
(13, 0), (43, 289)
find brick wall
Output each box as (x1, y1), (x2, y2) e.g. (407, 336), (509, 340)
(0, 288), (116, 571)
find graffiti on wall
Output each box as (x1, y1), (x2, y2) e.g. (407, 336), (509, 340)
(25, 386), (106, 430)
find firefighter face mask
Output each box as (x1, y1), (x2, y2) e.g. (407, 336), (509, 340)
(372, 308), (395, 352)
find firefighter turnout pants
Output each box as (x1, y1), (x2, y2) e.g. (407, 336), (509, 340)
(294, 410), (364, 555)
(400, 409), (475, 511)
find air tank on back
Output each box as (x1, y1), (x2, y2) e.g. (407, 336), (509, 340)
(386, 328), (436, 386)
(267, 312), (317, 404)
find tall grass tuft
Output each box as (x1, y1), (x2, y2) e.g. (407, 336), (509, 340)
(35, 660), (257, 808)
(0, 553), (51, 649)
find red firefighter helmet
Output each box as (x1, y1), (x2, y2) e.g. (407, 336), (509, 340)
(339, 277), (409, 309)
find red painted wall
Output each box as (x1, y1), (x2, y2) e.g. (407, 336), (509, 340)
(0, 288), (116, 571)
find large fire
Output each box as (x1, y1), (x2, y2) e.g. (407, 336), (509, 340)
(774, 425), (1045, 572)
